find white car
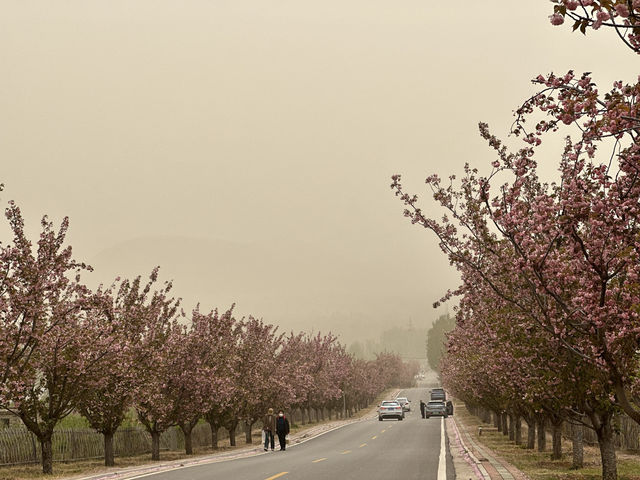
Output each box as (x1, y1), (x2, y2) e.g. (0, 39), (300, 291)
(396, 397), (411, 412)
(377, 400), (404, 421)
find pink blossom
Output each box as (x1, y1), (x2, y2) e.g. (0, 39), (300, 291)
(614, 3), (630, 17)
(566, 0), (580, 10)
(592, 10), (611, 29)
(549, 13), (565, 25)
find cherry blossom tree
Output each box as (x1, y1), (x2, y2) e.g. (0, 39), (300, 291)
(76, 270), (175, 466)
(0, 202), (103, 474)
(201, 307), (239, 449)
(235, 317), (286, 444)
(302, 333), (349, 422)
(172, 306), (238, 454)
(278, 332), (314, 419)
(130, 277), (181, 461)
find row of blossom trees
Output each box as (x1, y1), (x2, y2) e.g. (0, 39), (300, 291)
(0, 200), (418, 474)
(393, 3), (640, 480)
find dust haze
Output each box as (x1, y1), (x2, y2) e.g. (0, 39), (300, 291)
(1, 1), (635, 348)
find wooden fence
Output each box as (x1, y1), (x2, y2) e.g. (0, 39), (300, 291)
(0, 406), (350, 466)
(0, 424), (217, 466)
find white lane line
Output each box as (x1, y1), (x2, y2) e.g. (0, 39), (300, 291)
(437, 417), (447, 480)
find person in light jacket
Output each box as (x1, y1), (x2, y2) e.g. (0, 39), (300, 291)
(263, 408), (276, 451)
(275, 410), (290, 451)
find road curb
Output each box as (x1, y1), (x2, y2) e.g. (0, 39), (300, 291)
(449, 416), (491, 480)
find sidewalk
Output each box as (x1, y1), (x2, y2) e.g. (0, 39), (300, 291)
(446, 403), (531, 480)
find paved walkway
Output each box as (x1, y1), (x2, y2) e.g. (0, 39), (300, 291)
(446, 409), (530, 480)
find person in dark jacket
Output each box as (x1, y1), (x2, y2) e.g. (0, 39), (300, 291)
(275, 410), (290, 451)
(263, 408), (276, 451)
(420, 400), (426, 419)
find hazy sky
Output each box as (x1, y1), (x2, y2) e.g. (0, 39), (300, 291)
(1, 1), (637, 344)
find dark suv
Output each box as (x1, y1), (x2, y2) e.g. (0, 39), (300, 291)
(430, 388), (446, 401)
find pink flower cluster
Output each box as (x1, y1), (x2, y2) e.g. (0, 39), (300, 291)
(550, 1), (640, 53)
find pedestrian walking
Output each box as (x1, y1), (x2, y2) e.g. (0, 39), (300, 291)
(263, 408), (276, 451)
(420, 400), (426, 419)
(275, 410), (290, 451)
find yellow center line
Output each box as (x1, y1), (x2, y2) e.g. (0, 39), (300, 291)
(341, 450), (351, 455)
(312, 458), (327, 463)
(265, 473), (288, 480)
(359, 443), (367, 448)
(371, 435), (377, 440)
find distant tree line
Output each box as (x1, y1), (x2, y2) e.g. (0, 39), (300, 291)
(348, 324), (429, 360)
(426, 314), (455, 372)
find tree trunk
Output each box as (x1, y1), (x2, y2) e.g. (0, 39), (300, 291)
(481, 408), (491, 424)
(502, 412), (509, 436)
(151, 430), (161, 461)
(228, 424), (237, 446)
(591, 411), (617, 480)
(571, 423), (584, 469)
(537, 416), (546, 452)
(493, 411), (501, 429)
(104, 431), (115, 467)
(525, 417), (536, 449)
(551, 419), (563, 460)
(515, 416), (522, 445)
(509, 414), (515, 441)
(210, 422), (219, 449)
(40, 433), (54, 474)
(179, 422), (194, 455)
(244, 420), (254, 444)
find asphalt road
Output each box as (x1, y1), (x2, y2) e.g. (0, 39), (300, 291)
(127, 387), (454, 480)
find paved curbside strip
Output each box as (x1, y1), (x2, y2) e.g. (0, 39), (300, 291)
(448, 412), (526, 480)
